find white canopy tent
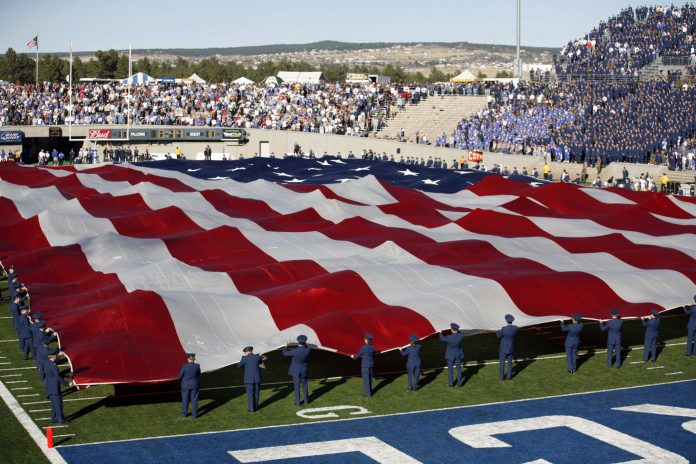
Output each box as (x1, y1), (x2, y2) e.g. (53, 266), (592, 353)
(233, 76), (255, 85)
(121, 72), (154, 85)
(263, 75), (284, 85)
(276, 71), (323, 84)
(186, 73), (206, 84)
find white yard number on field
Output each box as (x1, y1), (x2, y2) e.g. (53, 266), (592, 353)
(229, 436), (421, 463)
(449, 415), (687, 463)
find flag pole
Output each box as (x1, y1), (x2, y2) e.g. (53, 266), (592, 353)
(35, 32), (39, 86)
(127, 44), (132, 130)
(69, 42), (73, 138)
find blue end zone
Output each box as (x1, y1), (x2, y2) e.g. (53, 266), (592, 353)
(59, 380), (696, 463)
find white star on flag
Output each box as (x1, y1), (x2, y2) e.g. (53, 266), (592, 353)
(397, 169), (419, 176)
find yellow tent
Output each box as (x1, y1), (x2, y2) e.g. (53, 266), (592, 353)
(450, 70), (477, 83)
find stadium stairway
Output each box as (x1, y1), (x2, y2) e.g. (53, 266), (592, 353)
(640, 56), (691, 81)
(379, 96), (487, 144)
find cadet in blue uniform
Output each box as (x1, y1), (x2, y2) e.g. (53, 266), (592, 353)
(400, 334), (421, 391)
(353, 333), (375, 397)
(497, 314), (518, 380)
(34, 322), (56, 381)
(9, 295), (22, 333)
(29, 311), (43, 360)
(178, 353), (201, 418)
(283, 335), (311, 405)
(642, 309), (661, 362)
(599, 309), (623, 367)
(17, 307), (33, 360)
(439, 323), (465, 386)
(685, 296), (696, 356)
(238, 346), (262, 412)
(44, 349), (70, 424)
(561, 313), (583, 373)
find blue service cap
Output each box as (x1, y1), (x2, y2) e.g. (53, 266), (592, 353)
(450, 323), (460, 330)
(47, 348), (59, 355)
(610, 309), (619, 315)
(296, 335), (308, 343)
(186, 352), (196, 358)
(409, 334), (418, 342)
(243, 346), (253, 352)
(572, 313), (582, 321)
(364, 332), (373, 340)
(33, 311), (43, 319)
(651, 309), (659, 316)
(505, 314), (515, 323)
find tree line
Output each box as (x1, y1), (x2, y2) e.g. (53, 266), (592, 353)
(0, 48), (512, 85)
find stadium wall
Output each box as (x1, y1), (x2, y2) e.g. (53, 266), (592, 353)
(8, 125), (691, 187)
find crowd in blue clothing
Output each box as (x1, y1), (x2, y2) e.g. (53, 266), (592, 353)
(554, 5), (696, 78)
(452, 78), (696, 168)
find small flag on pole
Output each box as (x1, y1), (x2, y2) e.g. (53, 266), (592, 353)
(27, 36), (38, 49)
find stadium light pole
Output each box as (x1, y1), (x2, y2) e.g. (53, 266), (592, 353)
(515, 0), (522, 79)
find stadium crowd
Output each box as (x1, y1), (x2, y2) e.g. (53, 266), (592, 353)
(554, 4), (696, 78)
(450, 79), (696, 168)
(0, 80), (488, 136)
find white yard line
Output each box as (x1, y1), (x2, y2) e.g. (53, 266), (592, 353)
(0, 380), (68, 463)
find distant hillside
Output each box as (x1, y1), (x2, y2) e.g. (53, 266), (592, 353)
(57, 41), (556, 58)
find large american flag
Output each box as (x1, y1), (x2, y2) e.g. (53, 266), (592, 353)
(1, 158), (694, 385)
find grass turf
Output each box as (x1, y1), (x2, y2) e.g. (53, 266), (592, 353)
(0, 300), (694, 460)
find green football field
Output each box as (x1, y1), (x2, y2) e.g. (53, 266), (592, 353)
(1, 301), (695, 464)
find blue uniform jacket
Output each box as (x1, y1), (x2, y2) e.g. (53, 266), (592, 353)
(642, 317), (660, 338)
(685, 305), (696, 330)
(283, 345), (311, 377)
(178, 362), (201, 389)
(561, 321), (583, 347)
(496, 324), (518, 354)
(354, 343), (375, 368)
(600, 318), (623, 344)
(238, 353), (262, 383)
(44, 361), (68, 395)
(400, 344), (421, 367)
(9, 300), (20, 328)
(18, 314), (31, 339)
(439, 332), (464, 360)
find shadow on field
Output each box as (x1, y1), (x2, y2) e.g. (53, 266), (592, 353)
(462, 362), (485, 385)
(418, 368), (442, 388)
(66, 398), (106, 421)
(54, 436), (73, 446)
(511, 357), (536, 378)
(372, 374), (397, 395)
(309, 377), (346, 402)
(258, 384), (293, 409)
(576, 349), (596, 371)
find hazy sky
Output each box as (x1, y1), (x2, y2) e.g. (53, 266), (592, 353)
(1, 1), (660, 53)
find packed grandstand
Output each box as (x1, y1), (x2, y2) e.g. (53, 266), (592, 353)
(0, 4), (695, 173)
